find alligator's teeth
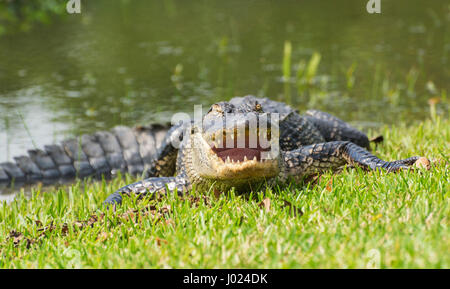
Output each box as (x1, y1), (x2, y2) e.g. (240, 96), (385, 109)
(226, 156), (231, 163)
(253, 156), (257, 161)
(243, 156), (248, 162)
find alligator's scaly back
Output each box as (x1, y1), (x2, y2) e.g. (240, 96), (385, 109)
(0, 123), (171, 191)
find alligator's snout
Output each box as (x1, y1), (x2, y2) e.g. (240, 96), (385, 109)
(187, 111), (280, 189)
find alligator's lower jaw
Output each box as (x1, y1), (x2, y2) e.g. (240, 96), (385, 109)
(207, 153), (279, 181)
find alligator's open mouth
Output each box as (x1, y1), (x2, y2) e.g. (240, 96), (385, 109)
(190, 124), (280, 184)
(212, 147), (265, 163)
(208, 127), (273, 163)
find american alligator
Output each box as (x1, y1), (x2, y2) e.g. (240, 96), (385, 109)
(0, 96), (424, 204)
(103, 95), (425, 204)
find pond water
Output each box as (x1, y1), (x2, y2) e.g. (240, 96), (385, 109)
(0, 0), (449, 163)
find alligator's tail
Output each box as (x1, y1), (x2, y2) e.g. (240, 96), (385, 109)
(0, 123), (170, 191)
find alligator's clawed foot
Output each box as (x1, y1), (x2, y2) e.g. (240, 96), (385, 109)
(385, 156), (431, 172)
(413, 157), (431, 170)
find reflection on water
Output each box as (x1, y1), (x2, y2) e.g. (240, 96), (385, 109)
(0, 0), (449, 162)
(0, 189), (31, 204)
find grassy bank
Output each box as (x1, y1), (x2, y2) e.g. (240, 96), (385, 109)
(0, 118), (448, 268)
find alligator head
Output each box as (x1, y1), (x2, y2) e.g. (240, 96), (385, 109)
(185, 100), (281, 191)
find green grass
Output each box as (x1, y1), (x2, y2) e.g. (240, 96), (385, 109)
(0, 118), (448, 269)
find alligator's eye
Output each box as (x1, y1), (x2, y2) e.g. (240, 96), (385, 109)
(255, 103), (262, 112)
(212, 104), (223, 113)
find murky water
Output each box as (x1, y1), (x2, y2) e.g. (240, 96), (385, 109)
(0, 0), (449, 163)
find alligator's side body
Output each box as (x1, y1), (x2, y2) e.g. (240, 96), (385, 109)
(0, 124), (170, 190)
(1, 95), (424, 205)
(104, 96), (422, 205)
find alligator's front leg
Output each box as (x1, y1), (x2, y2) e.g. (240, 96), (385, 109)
(104, 175), (191, 205)
(144, 123), (185, 178)
(281, 141), (421, 181)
